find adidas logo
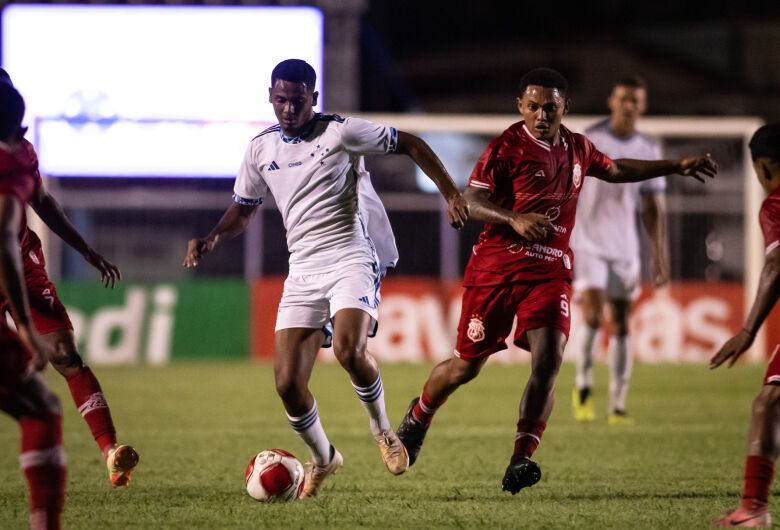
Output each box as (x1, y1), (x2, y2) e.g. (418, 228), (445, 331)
(358, 295), (379, 308)
(534, 170), (545, 178)
(268, 161), (280, 171)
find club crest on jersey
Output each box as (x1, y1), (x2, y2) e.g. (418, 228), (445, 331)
(572, 163), (582, 188)
(467, 314), (486, 343)
(545, 206), (560, 222)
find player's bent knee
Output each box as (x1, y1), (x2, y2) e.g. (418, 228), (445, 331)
(755, 385), (780, 417)
(450, 361), (481, 385)
(49, 340), (84, 371)
(584, 314), (602, 330)
(332, 335), (367, 359)
(532, 354), (563, 384)
(274, 372), (307, 402)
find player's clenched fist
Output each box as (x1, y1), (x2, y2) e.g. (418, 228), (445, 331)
(509, 212), (555, 242)
(446, 194), (469, 229)
(183, 237), (215, 268)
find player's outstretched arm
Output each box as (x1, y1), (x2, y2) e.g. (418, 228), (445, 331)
(463, 186), (553, 241)
(710, 247), (780, 369)
(29, 187), (121, 288)
(183, 202), (258, 268)
(394, 131), (469, 229)
(602, 154), (718, 184)
(641, 192), (670, 287)
(0, 195), (52, 369)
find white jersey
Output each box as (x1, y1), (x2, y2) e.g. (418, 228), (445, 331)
(234, 114), (399, 276)
(571, 119), (665, 261)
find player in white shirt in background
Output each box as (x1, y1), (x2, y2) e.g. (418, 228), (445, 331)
(183, 59), (469, 497)
(570, 76), (669, 424)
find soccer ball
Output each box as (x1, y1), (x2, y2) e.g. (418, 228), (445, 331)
(245, 449), (306, 502)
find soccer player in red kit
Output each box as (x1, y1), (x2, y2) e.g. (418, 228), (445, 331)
(397, 67), (718, 493)
(0, 69), (137, 487)
(0, 82), (67, 530)
(710, 123), (780, 527)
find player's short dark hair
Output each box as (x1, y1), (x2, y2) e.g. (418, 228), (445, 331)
(613, 75), (647, 90)
(0, 83), (24, 139)
(271, 59), (316, 91)
(518, 68), (568, 97)
(0, 68), (12, 86)
(749, 123), (780, 163)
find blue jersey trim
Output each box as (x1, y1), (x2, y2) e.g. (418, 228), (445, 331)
(232, 193), (262, 206)
(317, 113), (346, 124)
(253, 124), (281, 140)
(388, 127), (398, 153)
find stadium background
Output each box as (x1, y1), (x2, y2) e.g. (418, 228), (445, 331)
(1, 1), (778, 367)
(2, 3), (780, 529)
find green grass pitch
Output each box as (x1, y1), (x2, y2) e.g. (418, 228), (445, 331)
(0, 360), (771, 528)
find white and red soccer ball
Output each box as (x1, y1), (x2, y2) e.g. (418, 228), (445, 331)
(245, 449), (305, 502)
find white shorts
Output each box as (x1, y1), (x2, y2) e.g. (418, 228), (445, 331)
(275, 262), (381, 346)
(573, 250), (641, 301)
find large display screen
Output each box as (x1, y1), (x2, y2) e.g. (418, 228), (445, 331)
(1, 5), (324, 177)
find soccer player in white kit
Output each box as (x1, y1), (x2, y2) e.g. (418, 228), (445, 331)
(183, 59), (469, 497)
(570, 76), (668, 423)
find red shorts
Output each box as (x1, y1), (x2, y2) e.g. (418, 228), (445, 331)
(1, 243), (72, 334)
(764, 344), (780, 385)
(0, 324), (33, 399)
(454, 279), (573, 361)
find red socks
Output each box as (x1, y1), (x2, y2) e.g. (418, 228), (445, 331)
(411, 384), (447, 427)
(66, 367), (116, 454)
(19, 414), (66, 530)
(514, 419), (547, 458)
(741, 455), (774, 511)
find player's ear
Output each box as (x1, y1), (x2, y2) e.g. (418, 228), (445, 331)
(563, 98), (572, 116)
(516, 96), (523, 113)
(761, 161), (772, 181)
(14, 126), (27, 143)
(268, 87), (273, 103)
(312, 91), (319, 106)
(638, 96), (648, 115)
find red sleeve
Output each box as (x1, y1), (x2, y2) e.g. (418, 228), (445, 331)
(581, 135), (613, 178)
(25, 140), (42, 197)
(0, 142), (40, 204)
(468, 136), (512, 193)
(760, 195), (780, 255)
(0, 153), (24, 203)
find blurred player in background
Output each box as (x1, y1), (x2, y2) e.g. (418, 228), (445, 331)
(184, 59), (468, 498)
(710, 123), (780, 527)
(0, 69), (137, 488)
(396, 67), (717, 494)
(0, 82), (65, 530)
(570, 76), (668, 424)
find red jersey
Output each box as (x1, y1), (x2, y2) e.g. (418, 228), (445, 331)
(464, 122), (613, 286)
(760, 186), (780, 255)
(0, 139), (42, 253)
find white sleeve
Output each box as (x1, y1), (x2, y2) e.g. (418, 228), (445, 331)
(233, 140), (268, 205)
(341, 116), (398, 155)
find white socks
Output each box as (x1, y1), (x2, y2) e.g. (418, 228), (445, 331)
(352, 374), (391, 436)
(575, 324), (600, 391)
(607, 335), (632, 413)
(287, 401), (331, 465)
